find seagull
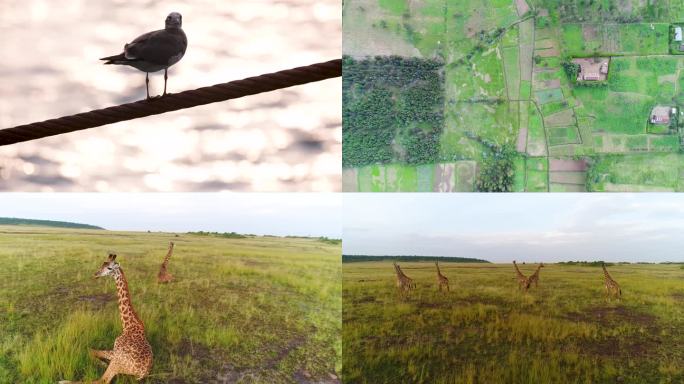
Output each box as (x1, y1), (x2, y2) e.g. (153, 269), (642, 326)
(100, 12), (188, 100)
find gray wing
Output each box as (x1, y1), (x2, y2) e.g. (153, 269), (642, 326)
(124, 29), (187, 65)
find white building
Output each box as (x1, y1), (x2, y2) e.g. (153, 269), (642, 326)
(675, 26), (682, 42)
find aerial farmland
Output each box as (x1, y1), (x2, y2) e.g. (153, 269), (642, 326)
(342, 0), (684, 191)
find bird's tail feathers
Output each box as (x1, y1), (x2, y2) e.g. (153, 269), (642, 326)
(100, 53), (127, 64)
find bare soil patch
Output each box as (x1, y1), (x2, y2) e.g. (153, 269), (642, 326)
(434, 163), (455, 192)
(583, 24), (598, 40)
(542, 79), (561, 89)
(342, 168), (358, 192)
(516, 127), (528, 152)
(535, 47), (560, 57)
(77, 293), (115, 309)
(515, 0), (530, 16)
(565, 306), (657, 328)
(549, 158), (588, 172)
(549, 171), (586, 184)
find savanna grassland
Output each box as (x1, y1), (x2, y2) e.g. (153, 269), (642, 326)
(342, 0), (684, 192)
(0, 226), (341, 384)
(343, 261), (684, 383)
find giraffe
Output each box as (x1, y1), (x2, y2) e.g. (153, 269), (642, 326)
(157, 241), (175, 283)
(435, 261), (449, 292)
(513, 260), (530, 292)
(527, 263), (545, 288)
(393, 262), (415, 297)
(602, 263), (622, 300)
(59, 253), (153, 384)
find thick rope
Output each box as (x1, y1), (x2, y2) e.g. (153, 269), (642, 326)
(0, 59), (341, 146)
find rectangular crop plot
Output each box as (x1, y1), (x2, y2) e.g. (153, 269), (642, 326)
(535, 88), (564, 104)
(526, 103), (547, 156)
(343, 56), (444, 168)
(433, 163), (456, 192)
(454, 161), (477, 192)
(562, 23), (669, 56)
(548, 126), (580, 146)
(384, 164), (418, 192)
(526, 156), (549, 192)
(342, 169), (358, 192)
(416, 164), (434, 192)
(544, 108), (576, 128)
(549, 171), (586, 184)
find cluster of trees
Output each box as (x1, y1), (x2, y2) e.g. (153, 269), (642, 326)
(473, 142), (516, 192)
(342, 255), (490, 263)
(561, 60), (580, 81)
(343, 56), (444, 168)
(317, 237), (342, 245)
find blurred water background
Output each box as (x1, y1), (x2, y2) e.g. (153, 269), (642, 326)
(0, 0), (341, 191)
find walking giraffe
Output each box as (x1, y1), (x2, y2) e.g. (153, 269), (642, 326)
(157, 241), (174, 283)
(527, 263), (544, 288)
(393, 262), (415, 297)
(602, 263), (622, 300)
(435, 261), (449, 292)
(513, 260), (530, 292)
(60, 253), (153, 384)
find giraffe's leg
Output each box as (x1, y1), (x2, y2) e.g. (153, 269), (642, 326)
(89, 349), (114, 366)
(163, 68), (168, 95)
(98, 361), (120, 384)
(446, 283), (449, 292)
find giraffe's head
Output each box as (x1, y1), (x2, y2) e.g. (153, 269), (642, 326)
(94, 253), (120, 278)
(539, 263), (545, 268)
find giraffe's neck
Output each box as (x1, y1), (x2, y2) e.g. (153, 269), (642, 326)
(435, 262), (442, 276)
(602, 265), (612, 281)
(532, 265), (542, 276)
(514, 262), (526, 278)
(112, 268), (144, 332)
(161, 244), (174, 268)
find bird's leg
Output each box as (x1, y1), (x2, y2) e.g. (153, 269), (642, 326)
(145, 72), (150, 100)
(163, 68), (168, 96)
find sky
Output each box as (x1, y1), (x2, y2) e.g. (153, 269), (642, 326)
(344, 194), (684, 263)
(0, 193), (341, 237)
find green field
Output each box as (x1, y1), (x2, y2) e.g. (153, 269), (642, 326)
(0, 226), (341, 383)
(561, 23), (669, 57)
(343, 261), (684, 383)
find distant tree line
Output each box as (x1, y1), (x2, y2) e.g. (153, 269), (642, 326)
(343, 55), (444, 168)
(285, 235), (341, 245)
(0, 217), (103, 230)
(187, 231), (247, 239)
(343, 255), (490, 263)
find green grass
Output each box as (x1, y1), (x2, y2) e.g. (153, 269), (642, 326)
(378, 0), (407, 16)
(343, 261), (684, 383)
(0, 226), (341, 383)
(587, 154), (684, 191)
